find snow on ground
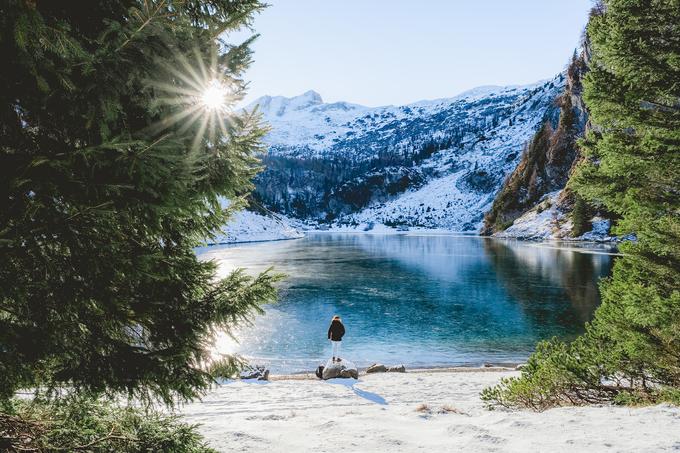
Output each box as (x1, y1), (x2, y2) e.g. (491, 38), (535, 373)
(495, 191), (567, 240)
(496, 191), (618, 242)
(210, 210), (304, 244)
(579, 218), (615, 242)
(180, 369), (680, 453)
(346, 169), (495, 231)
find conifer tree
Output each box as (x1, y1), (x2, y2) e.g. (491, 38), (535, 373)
(570, 196), (590, 237)
(483, 0), (680, 408)
(0, 0), (278, 403)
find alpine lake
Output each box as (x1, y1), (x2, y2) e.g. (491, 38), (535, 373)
(196, 233), (616, 373)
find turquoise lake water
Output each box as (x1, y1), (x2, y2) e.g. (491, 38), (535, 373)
(196, 233), (616, 373)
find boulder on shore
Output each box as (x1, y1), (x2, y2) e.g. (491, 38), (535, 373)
(387, 364), (406, 373)
(322, 358), (358, 380)
(366, 363), (388, 373)
(240, 365), (269, 380)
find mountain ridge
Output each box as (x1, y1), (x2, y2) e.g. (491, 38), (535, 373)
(245, 79), (554, 113)
(246, 74), (566, 231)
(482, 42), (616, 240)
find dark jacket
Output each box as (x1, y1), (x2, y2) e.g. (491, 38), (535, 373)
(327, 320), (345, 341)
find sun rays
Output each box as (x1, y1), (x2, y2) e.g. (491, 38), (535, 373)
(149, 46), (241, 151)
(201, 79), (229, 111)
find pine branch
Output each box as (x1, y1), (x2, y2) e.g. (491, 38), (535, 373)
(116, 0), (174, 52)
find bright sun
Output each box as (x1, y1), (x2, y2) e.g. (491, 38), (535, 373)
(201, 80), (228, 111)
(149, 50), (240, 151)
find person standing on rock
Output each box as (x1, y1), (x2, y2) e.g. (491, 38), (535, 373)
(327, 315), (345, 362)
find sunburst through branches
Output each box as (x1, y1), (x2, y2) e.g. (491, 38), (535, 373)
(150, 47), (241, 152)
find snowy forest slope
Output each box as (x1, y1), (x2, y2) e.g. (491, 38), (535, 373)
(248, 77), (565, 231)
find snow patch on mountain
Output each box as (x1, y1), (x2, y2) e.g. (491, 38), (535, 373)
(333, 81), (562, 230)
(494, 191), (567, 240)
(347, 170), (489, 231)
(495, 191), (618, 242)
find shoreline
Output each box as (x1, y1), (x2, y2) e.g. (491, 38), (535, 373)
(214, 227), (624, 247)
(203, 234), (304, 247)
(182, 367), (679, 452)
(309, 229), (622, 245)
(268, 364), (521, 381)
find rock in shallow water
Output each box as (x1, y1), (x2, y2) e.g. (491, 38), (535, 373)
(366, 363), (388, 373)
(322, 358), (358, 379)
(315, 365), (325, 379)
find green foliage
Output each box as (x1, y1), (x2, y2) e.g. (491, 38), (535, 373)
(481, 339), (580, 411)
(657, 388), (680, 406)
(570, 195), (591, 237)
(0, 0), (282, 405)
(484, 0), (680, 409)
(208, 355), (245, 380)
(0, 396), (216, 452)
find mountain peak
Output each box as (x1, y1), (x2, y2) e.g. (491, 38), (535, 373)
(299, 90), (323, 104)
(247, 90), (324, 116)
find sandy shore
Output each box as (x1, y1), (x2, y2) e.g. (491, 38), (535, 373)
(180, 368), (680, 452)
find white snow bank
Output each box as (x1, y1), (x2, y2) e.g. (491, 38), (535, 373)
(496, 191), (618, 242)
(578, 217), (614, 241)
(180, 369), (679, 452)
(496, 191), (566, 240)
(211, 210), (304, 244)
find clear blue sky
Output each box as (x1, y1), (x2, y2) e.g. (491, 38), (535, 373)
(235, 0), (593, 107)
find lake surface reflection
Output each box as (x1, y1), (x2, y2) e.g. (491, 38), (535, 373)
(196, 233), (615, 373)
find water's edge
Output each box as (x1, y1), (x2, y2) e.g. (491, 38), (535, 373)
(219, 229), (623, 247)
(266, 365), (519, 381)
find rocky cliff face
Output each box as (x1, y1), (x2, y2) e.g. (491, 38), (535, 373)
(481, 52), (589, 236)
(481, 42), (618, 242)
(249, 79), (564, 231)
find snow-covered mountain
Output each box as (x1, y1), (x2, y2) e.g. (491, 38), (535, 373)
(247, 76), (565, 232)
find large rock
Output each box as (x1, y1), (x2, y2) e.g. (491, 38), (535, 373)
(387, 364), (406, 373)
(322, 358), (358, 380)
(366, 363), (388, 373)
